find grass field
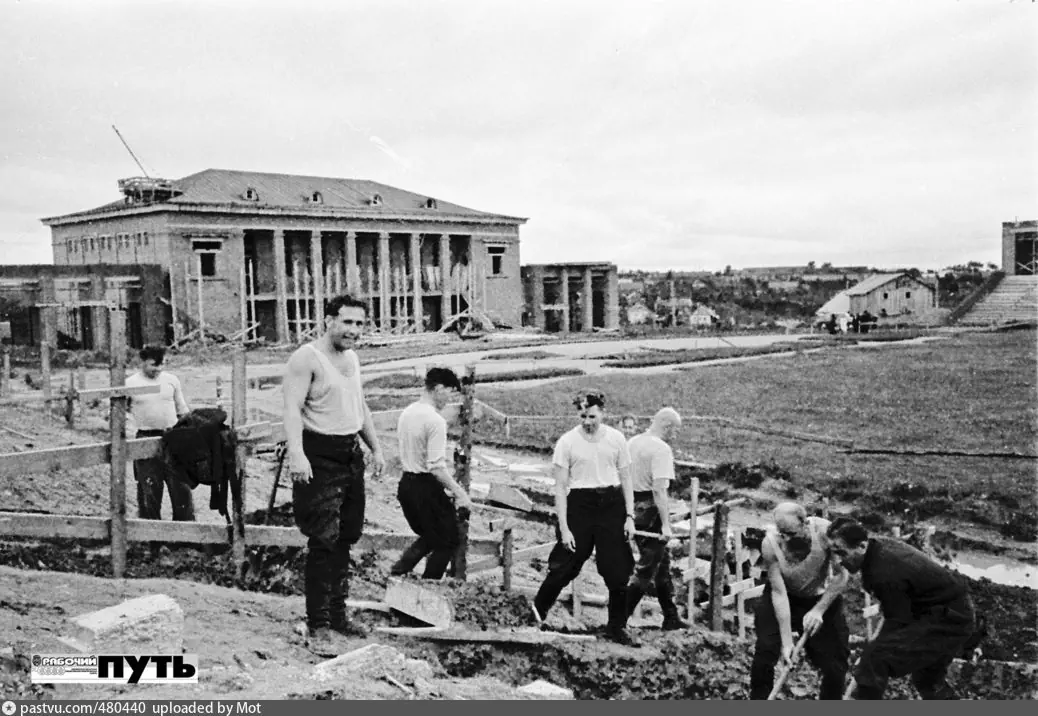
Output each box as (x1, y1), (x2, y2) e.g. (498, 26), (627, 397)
(365, 366), (586, 390)
(473, 330), (1038, 539)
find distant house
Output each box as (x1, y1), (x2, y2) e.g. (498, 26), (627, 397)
(625, 302), (655, 325)
(816, 273), (936, 319)
(688, 305), (719, 327)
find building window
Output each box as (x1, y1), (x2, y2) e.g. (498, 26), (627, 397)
(487, 245), (506, 276)
(192, 239), (223, 278)
(370, 193), (383, 206)
(905, 291), (911, 299)
(309, 191), (323, 204)
(143, 232), (149, 246)
(244, 188), (259, 201)
(425, 197), (438, 209)
(882, 292), (888, 300)
(89, 238), (95, 252)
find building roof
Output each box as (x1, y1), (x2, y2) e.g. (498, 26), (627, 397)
(41, 168), (527, 225)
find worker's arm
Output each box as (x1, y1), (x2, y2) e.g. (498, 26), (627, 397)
(802, 556), (849, 636)
(553, 463), (574, 550)
(651, 444), (677, 538)
(282, 349), (314, 483)
(355, 358), (385, 478)
(427, 415), (471, 510)
(763, 538), (796, 663)
(617, 439), (635, 539)
(171, 375), (190, 418)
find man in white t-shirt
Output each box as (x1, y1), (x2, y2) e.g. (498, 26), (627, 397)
(126, 345), (192, 520)
(624, 407), (687, 630)
(532, 392), (638, 646)
(390, 367), (471, 579)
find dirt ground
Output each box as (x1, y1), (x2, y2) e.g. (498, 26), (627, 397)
(1, 341), (1037, 700)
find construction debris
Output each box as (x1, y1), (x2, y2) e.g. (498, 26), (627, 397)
(61, 594), (184, 654)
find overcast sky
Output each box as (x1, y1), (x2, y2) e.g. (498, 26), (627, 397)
(1, 0), (1034, 272)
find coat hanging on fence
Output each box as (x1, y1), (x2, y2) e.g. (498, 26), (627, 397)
(162, 407), (239, 519)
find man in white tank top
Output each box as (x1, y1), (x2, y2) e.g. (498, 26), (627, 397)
(750, 501), (850, 699)
(283, 294), (385, 656)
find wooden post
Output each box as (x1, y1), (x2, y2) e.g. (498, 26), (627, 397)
(247, 260), (258, 343)
(733, 529), (745, 582)
(40, 342), (52, 408)
(293, 261), (302, 343)
(238, 264), (247, 342)
(109, 310), (128, 579)
(303, 264), (312, 335)
(708, 501), (729, 632)
(231, 348), (248, 577)
(366, 265), (376, 331)
(452, 364), (476, 580)
(78, 365), (86, 394)
(195, 253), (205, 345)
(502, 527), (514, 591)
(184, 259), (192, 336)
(1, 346), (10, 397)
(687, 477), (700, 625)
(169, 265), (180, 344)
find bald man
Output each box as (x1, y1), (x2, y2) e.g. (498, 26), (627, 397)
(623, 407), (688, 631)
(749, 502), (850, 700)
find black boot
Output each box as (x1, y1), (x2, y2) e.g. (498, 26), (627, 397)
(605, 588), (640, 647)
(304, 548), (333, 633)
(329, 547), (368, 638)
(390, 538), (431, 576)
(625, 582), (645, 619)
(423, 547), (454, 580)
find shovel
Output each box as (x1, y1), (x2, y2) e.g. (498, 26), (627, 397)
(767, 630), (810, 700)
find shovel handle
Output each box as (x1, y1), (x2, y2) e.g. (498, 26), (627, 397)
(767, 630), (810, 700)
(633, 530), (690, 541)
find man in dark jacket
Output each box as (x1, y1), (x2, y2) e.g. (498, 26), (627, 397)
(827, 517), (976, 700)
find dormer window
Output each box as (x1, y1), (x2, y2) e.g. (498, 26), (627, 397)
(370, 193), (383, 207)
(309, 191), (323, 204)
(425, 197), (438, 209)
(243, 187), (259, 201)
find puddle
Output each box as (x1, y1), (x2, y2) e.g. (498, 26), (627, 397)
(952, 552), (1038, 590)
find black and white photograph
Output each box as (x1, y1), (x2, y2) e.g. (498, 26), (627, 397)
(0, 0), (1035, 703)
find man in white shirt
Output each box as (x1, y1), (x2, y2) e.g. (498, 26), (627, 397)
(126, 345), (192, 520)
(624, 407), (687, 630)
(532, 392), (638, 646)
(390, 367), (472, 579)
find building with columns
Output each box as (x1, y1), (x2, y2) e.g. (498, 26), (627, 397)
(41, 169), (527, 344)
(521, 262), (619, 333)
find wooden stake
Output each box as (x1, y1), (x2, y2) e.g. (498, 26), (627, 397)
(65, 368), (76, 427)
(708, 501), (729, 632)
(687, 477), (700, 625)
(231, 348), (248, 577)
(109, 310), (128, 579)
(247, 260), (258, 343)
(40, 342), (52, 407)
(452, 364), (476, 580)
(502, 527), (514, 591)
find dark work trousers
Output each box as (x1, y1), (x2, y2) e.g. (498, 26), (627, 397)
(852, 595), (975, 700)
(391, 471), (460, 580)
(134, 429), (195, 521)
(625, 492), (680, 620)
(292, 430), (366, 632)
(533, 486), (633, 628)
(750, 585), (850, 700)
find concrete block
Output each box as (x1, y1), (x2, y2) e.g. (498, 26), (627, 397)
(384, 577), (454, 628)
(517, 679), (575, 700)
(66, 594), (183, 654)
(313, 643), (437, 683)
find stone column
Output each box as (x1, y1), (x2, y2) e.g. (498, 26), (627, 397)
(310, 230), (325, 326)
(530, 266), (545, 329)
(606, 266), (620, 330)
(273, 229), (289, 343)
(378, 232), (390, 332)
(582, 267), (594, 332)
(439, 234), (451, 324)
(410, 233), (423, 331)
(345, 231), (359, 294)
(559, 267), (570, 334)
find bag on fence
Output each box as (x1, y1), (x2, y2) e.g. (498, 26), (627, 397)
(162, 407), (239, 518)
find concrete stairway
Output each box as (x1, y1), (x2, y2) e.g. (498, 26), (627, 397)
(958, 275), (1038, 325)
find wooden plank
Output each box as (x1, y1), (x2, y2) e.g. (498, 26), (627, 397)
(0, 513), (501, 555)
(385, 577), (455, 628)
(687, 476), (699, 626)
(697, 581), (762, 610)
(384, 626), (596, 645)
(231, 348), (248, 575)
(708, 502), (729, 631)
(452, 364), (476, 579)
(77, 384), (160, 401)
